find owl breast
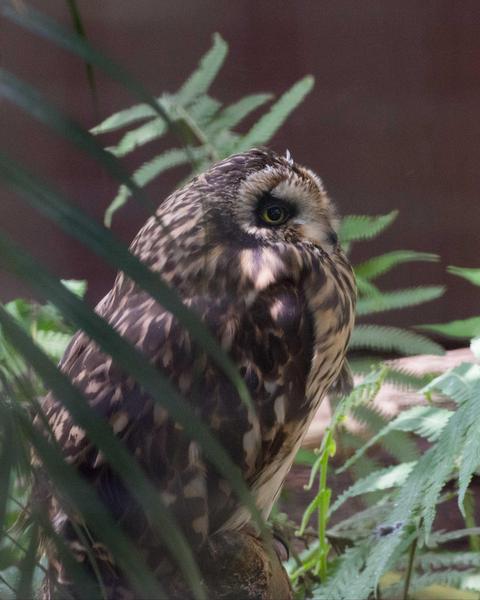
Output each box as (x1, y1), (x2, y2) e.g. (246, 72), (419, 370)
(217, 245), (355, 532)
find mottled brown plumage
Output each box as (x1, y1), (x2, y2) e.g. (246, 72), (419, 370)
(38, 148), (356, 598)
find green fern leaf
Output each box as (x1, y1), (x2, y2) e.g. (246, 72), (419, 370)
(382, 571), (469, 599)
(400, 570), (473, 596)
(349, 357), (432, 390)
(233, 75), (314, 151)
(339, 210), (398, 243)
(107, 116), (167, 157)
(384, 367), (434, 391)
(355, 276), (381, 297)
(34, 330), (73, 361)
(188, 95), (222, 126)
(90, 102), (158, 135)
(422, 363), (480, 405)
(430, 527), (480, 546)
(207, 93), (273, 136)
(414, 551), (480, 571)
(416, 317), (480, 340)
(338, 405), (452, 473)
(427, 366), (480, 514)
(421, 406), (478, 536)
(352, 404), (421, 464)
(356, 286), (445, 316)
(176, 33), (228, 106)
(448, 265), (480, 286)
(327, 498), (394, 541)
(308, 543), (370, 600)
(355, 251), (439, 281)
(105, 147), (205, 226)
(60, 279), (87, 298)
(329, 462), (415, 517)
(349, 325), (444, 356)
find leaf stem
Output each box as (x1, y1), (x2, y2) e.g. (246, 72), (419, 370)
(402, 534), (418, 600)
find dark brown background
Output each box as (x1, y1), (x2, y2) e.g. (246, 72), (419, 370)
(1, 1), (479, 342)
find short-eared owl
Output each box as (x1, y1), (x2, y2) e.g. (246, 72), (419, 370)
(39, 148), (356, 597)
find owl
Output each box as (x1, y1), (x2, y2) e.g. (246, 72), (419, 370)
(38, 148), (356, 598)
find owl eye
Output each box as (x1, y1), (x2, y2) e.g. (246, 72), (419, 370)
(258, 201), (291, 226)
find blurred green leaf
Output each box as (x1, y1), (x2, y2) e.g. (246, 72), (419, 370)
(448, 266), (480, 287)
(0, 231), (269, 550)
(339, 211), (398, 244)
(15, 522), (38, 600)
(350, 325), (444, 356)
(234, 75), (314, 151)
(416, 317), (480, 340)
(356, 286), (445, 316)
(355, 251), (439, 281)
(0, 305), (203, 598)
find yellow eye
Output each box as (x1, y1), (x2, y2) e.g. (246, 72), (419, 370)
(260, 204), (289, 226)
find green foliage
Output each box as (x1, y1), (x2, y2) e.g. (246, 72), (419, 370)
(417, 265), (480, 342)
(294, 254), (480, 600)
(0, 4), (460, 599)
(341, 209), (445, 360)
(91, 33), (313, 225)
(91, 34), (444, 363)
(292, 360), (480, 599)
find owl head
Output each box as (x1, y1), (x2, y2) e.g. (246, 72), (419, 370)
(200, 148), (341, 255)
(133, 148), (348, 297)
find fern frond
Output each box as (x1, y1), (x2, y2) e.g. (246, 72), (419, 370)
(327, 497), (394, 541)
(207, 93), (273, 136)
(309, 543), (370, 600)
(352, 404), (421, 464)
(429, 527), (480, 546)
(348, 355), (383, 374)
(187, 95), (222, 125)
(34, 330), (73, 362)
(349, 325), (444, 356)
(90, 102), (158, 135)
(176, 33), (228, 106)
(355, 276), (381, 297)
(329, 462), (415, 517)
(382, 569), (477, 600)
(414, 551), (480, 571)
(356, 286), (445, 316)
(353, 363), (480, 594)
(386, 570), (475, 598)
(107, 115), (167, 157)
(422, 363), (480, 406)
(447, 265), (480, 287)
(416, 317), (480, 340)
(332, 366), (387, 421)
(107, 95), (221, 159)
(417, 401), (478, 536)
(105, 147), (206, 226)
(384, 366), (434, 391)
(457, 416), (480, 514)
(234, 75), (314, 151)
(355, 251), (439, 281)
(60, 279), (87, 298)
(339, 210), (398, 244)
(338, 405), (452, 473)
